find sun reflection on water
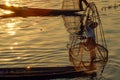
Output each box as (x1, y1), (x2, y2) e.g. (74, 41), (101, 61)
(1, 9), (13, 14)
(5, 0), (11, 6)
(17, 56), (21, 59)
(6, 22), (16, 35)
(14, 42), (18, 45)
(10, 46), (13, 50)
(26, 66), (31, 70)
(5, 0), (21, 6)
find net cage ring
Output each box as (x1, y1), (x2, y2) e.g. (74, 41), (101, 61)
(68, 2), (109, 70)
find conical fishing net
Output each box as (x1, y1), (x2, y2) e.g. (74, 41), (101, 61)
(62, 1), (108, 72)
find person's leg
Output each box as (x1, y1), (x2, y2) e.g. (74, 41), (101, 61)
(86, 38), (96, 70)
(86, 37), (96, 49)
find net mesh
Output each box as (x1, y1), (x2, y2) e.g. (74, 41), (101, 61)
(62, 0), (80, 10)
(62, 1), (108, 72)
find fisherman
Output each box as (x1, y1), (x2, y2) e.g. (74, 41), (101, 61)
(85, 20), (98, 71)
(76, 17), (98, 71)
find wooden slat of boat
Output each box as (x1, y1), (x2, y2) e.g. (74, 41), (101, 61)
(0, 66), (96, 79)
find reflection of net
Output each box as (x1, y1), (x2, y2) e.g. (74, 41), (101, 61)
(62, 2), (108, 72)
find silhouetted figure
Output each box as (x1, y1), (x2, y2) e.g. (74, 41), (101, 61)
(85, 21), (98, 71)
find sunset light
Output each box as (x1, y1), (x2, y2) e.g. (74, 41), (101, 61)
(6, 23), (16, 35)
(1, 9), (13, 14)
(0, 0), (119, 80)
(5, 0), (11, 6)
(5, 0), (20, 6)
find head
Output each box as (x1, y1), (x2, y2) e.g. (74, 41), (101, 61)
(89, 22), (98, 29)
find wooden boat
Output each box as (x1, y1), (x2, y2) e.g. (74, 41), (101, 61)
(0, 66), (96, 80)
(0, 4), (81, 17)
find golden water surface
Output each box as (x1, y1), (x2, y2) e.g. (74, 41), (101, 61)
(0, 0), (120, 80)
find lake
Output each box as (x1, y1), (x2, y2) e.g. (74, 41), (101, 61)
(0, 0), (120, 80)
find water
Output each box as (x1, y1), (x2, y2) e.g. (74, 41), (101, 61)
(0, 0), (120, 80)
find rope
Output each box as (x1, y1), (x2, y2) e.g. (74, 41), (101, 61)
(93, 3), (107, 48)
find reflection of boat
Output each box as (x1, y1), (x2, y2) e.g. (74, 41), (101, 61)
(0, 66), (96, 79)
